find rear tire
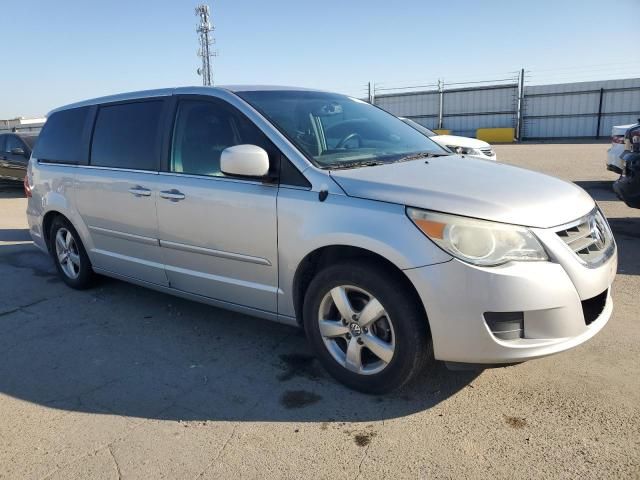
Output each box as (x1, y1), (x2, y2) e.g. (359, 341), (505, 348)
(303, 261), (432, 394)
(49, 216), (94, 289)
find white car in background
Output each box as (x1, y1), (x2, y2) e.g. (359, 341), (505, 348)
(400, 117), (497, 161)
(607, 123), (636, 174)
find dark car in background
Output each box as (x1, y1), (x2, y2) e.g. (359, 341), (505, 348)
(0, 132), (38, 182)
(614, 124), (640, 209)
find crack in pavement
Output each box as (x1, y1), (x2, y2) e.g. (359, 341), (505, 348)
(355, 440), (373, 480)
(0, 297), (49, 317)
(356, 451), (369, 479)
(2, 320), (89, 358)
(192, 392), (265, 479)
(194, 424), (238, 480)
(107, 445), (123, 480)
(39, 413), (153, 480)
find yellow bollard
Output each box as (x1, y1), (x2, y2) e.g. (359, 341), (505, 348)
(476, 128), (515, 143)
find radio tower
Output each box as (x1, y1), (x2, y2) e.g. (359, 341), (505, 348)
(195, 4), (216, 86)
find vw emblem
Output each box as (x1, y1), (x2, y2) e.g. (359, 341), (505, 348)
(349, 323), (362, 336)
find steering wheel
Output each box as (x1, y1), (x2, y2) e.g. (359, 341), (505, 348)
(336, 132), (362, 149)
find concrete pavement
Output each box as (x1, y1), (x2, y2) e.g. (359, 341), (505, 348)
(0, 144), (638, 479)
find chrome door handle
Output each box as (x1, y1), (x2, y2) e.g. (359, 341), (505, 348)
(159, 189), (186, 201)
(128, 186), (151, 197)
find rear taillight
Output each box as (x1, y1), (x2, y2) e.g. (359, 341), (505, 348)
(23, 174), (32, 197)
(611, 135), (624, 144)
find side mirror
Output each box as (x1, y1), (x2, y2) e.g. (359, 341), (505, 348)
(220, 145), (269, 177)
(11, 147), (26, 157)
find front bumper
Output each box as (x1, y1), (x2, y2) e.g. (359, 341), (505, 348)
(405, 246), (617, 364)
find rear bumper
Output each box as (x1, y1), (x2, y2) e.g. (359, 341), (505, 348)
(607, 145), (625, 171)
(26, 206), (48, 253)
(405, 250), (616, 364)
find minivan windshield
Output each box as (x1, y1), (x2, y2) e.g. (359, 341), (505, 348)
(400, 117), (437, 137)
(237, 90), (447, 169)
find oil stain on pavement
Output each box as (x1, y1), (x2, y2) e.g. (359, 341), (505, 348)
(277, 353), (326, 382)
(279, 390), (322, 409)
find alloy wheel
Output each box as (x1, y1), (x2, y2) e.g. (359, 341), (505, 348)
(55, 228), (81, 279)
(318, 285), (396, 375)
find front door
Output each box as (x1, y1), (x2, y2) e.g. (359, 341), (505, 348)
(156, 97), (279, 312)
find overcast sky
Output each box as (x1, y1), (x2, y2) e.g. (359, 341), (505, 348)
(2, 0), (638, 118)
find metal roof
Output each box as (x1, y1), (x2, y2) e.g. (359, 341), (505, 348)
(47, 85), (327, 116)
(220, 84), (323, 92)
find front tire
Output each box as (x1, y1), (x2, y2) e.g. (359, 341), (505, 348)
(303, 261), (432, 394)
(49, 217), (94, 289)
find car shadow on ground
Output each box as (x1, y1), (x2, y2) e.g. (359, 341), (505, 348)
(573, 180), (619, 202)
(0, 244), (480, 424)
(0, 228), (31, 242)
(608, 217), (640, 276)
(0, 182), (25, 199)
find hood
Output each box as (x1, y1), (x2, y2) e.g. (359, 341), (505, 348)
(431, 135), (490, 149)
(330, 155), (595, 229)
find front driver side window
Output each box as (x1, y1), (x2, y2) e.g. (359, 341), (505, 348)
(171, 99), (272, 177)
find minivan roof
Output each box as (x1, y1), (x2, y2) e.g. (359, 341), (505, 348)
(47, 85), (324, 117)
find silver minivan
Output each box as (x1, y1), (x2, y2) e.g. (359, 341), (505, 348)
(26, 86), (617, 393)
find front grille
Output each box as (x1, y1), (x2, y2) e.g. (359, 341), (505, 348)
(581, 289), (608, 325)
(555, 209), (614, 267)
(480, 148), (495, 157)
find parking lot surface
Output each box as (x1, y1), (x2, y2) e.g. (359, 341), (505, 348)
(0, 143), (638, 479)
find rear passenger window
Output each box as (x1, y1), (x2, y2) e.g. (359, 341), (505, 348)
(91, 101), (163, 170)
(32, 107), (90, 163)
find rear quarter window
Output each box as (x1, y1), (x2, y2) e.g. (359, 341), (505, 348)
(32, 107), (91, 164)
(90, 101), (163, 170)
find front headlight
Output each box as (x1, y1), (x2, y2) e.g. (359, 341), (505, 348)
(447, 145), (482, 156)
(407, 208), (548, 266)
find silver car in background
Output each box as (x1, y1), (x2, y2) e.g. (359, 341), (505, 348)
(607, 123), (637, 174)
(26, 86), (617, 393)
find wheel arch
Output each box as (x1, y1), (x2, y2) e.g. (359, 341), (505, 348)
(291, 245), (430, 333)
(41, 209), (90, 254)
(42, 210), (65, 251)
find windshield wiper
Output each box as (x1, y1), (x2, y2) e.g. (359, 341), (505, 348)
(324, 151), (447, 170)
(327, 160), (386, 170)
(393, 151), (448, 162)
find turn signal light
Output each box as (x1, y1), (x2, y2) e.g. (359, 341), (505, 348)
(23, 174), (32, 198)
